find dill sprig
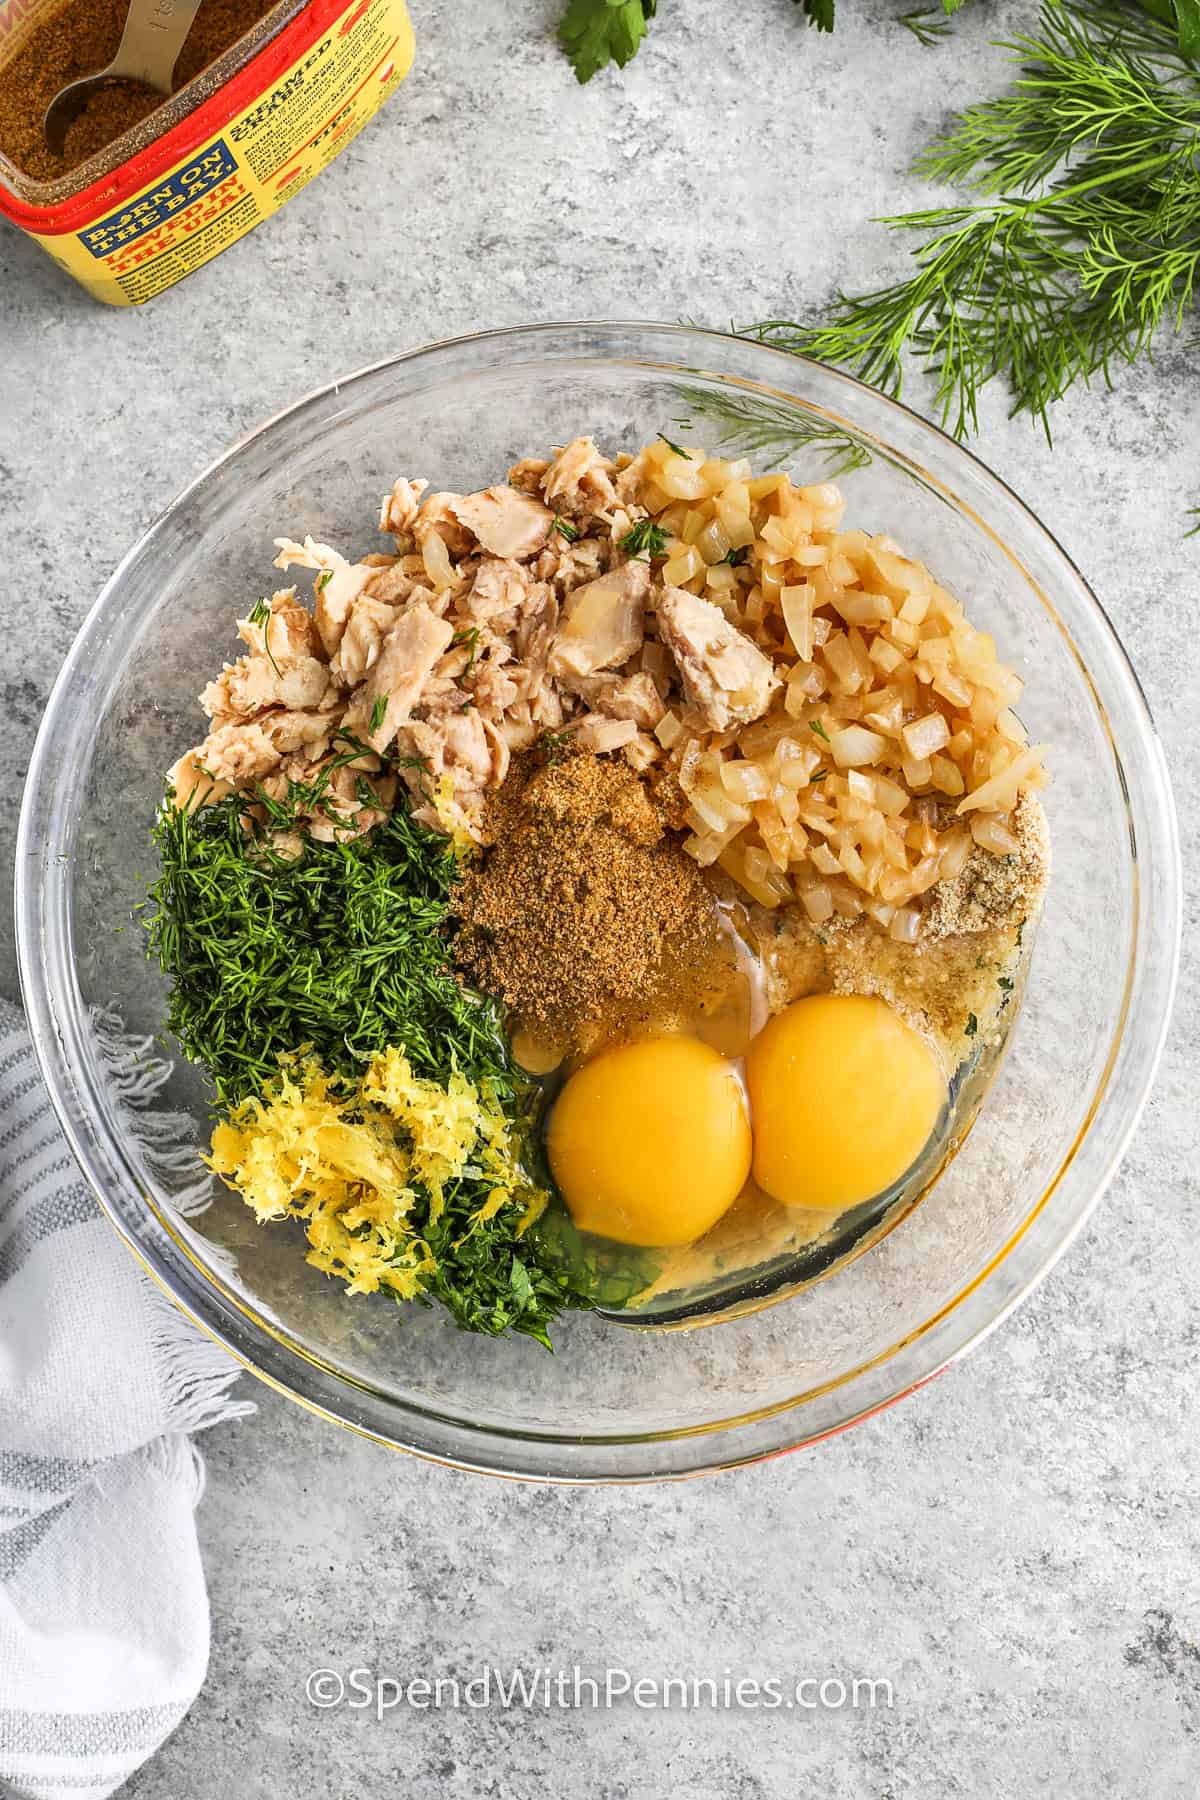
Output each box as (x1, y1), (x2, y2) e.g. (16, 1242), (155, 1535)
(749, 0), (1200, 514)
(671, 385), (872, 477)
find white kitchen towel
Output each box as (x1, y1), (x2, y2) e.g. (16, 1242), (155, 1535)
(0, 997), (253, 1800)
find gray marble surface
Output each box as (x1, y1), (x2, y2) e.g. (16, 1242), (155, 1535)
(2, 0), (1197, 1791)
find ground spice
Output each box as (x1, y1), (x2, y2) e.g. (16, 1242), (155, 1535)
(0, 0), (282, 181)
(452, 752), (731, 1056)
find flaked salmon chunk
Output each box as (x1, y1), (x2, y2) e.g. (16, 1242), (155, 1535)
(655, 585), (782, 732)
(548, 559), (648, 679)
(346, 601), (455, 753)
(450, 487), (553, 560)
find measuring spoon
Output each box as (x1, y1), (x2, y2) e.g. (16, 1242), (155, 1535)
(43, 0), (205, 158)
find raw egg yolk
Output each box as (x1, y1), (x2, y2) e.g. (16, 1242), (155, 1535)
(547, 1036), (752, 1248)
(745, 994), (945, 1212)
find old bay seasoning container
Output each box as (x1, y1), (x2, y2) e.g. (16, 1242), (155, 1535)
(0, 0), (414, 304)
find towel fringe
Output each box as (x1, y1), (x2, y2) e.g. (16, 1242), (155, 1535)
(144, 1283), (256, 1438)
(90, 1007), (215, 1217)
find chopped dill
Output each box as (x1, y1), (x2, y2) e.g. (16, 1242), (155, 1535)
(965, 1012), (979, 1038)
(247, 597), (281, 676)
(452, 625), (482, 676)
(536, 727), (577, 765)
(808, 718), (831, 742)
(658, 432), (692, 459)
(551, 515), (580, 542)
(147, 782), (503, 1108)
(619, 518), (669, 558)
(721, 545), (751, 566)
(369, 694), (387, 734)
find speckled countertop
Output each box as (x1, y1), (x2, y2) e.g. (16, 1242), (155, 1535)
(2, 0), (1197, 1791)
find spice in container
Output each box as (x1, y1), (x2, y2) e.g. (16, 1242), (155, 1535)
(0, 0), (415, 304)
(0, 0), (282, 180)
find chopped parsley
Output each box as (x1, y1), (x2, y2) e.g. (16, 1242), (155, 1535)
(998, 975), (1014, 994)
(619, 518), (669, 559)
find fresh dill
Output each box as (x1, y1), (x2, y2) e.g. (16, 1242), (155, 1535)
(721, 545), (751, 567)
(671, 385), (872, 478)
(658, 431), (692, 459)
(808, 718), (831, 742)
(809, 768), (829, 782)
(369, 694), (387, 735)
(147, 784), (501, 1108)
(452, 625), (482, 675)
(900, 7), (953, 44)
(551, 515), (580, 542)
(619, 518), (669, 558)
(965, 1012), (979, 1038)
(536, 727), (577, 765)
(749, 0), (1200, 521)
(315, 570), (333, 593)
(247, 597), (281, 676)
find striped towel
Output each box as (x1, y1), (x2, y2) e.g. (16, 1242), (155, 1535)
(0, 998), (253, 1799)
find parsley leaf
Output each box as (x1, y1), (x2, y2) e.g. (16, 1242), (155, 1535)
(799, 0), (836, 29)
(558, 0), (655, 83)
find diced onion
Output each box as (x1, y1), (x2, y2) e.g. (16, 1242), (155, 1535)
(829, 725), (885, 768)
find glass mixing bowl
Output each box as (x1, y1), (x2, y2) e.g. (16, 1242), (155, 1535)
(15, 323), (1181, 1481)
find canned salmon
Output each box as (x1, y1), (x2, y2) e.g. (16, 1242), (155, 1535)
(0, 0), (414, 305)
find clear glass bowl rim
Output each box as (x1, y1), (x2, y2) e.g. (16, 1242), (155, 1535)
(14, 321), (1182, 1483)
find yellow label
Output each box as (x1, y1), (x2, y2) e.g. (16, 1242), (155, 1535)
(29, 0), (414, 306)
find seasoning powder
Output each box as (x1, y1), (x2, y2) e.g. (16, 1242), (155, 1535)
(453, 754), (728, 1055)
(0, 0), (284, 180)
(0, 0), (415, 305)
